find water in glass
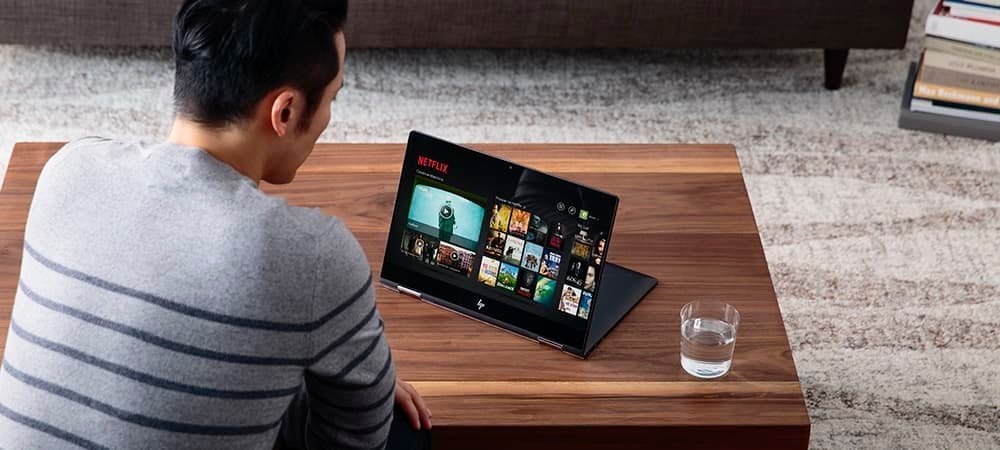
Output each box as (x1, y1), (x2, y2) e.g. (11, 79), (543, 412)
(680, 317), (736, 378)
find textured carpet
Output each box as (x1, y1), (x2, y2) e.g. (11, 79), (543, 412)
(1, 0), (998, 448)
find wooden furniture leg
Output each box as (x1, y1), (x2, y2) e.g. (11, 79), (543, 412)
(824, 48), (850, 90)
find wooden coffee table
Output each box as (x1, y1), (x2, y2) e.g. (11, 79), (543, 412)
(0, 142), (809, 449)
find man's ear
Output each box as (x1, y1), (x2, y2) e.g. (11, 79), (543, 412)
(270, 89), (298, 138)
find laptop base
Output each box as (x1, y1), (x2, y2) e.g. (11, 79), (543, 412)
(583, 262), (658, 357)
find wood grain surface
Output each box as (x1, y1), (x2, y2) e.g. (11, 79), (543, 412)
(0, 142), (809, 449)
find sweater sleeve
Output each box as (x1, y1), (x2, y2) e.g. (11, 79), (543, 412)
(302, 222), (396, 450)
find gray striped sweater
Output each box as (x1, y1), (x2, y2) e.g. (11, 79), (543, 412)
(0, 138), (395, 449)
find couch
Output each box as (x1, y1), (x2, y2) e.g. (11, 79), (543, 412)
(0, 0), (916, 90)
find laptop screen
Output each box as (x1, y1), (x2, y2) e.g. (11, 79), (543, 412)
(380, 132), (618, 352)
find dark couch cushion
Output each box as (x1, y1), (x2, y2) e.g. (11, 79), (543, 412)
(0, 0), (914, 48)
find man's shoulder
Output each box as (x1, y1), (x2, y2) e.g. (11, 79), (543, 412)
(278, 203), (342, 240)
(283, 206), (366, 263)
(41, 137), (138, 177)
(250, 182), (366, 272)
(53, 136), (132, 159)
(60, 136), (121, 151)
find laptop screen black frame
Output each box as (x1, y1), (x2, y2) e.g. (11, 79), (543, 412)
(380, 131), (620, 353)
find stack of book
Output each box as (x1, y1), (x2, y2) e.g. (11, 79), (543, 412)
(899, 0), (1000, 141)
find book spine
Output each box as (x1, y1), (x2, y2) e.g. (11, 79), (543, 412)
(923, 50), (1000, 79)
(900, 61), (1000, 142)
(913, 80), (1000, 109)
(924, 36), (1000, 64)
(911, 98), (1000, 123)
(944, 2), (1000, 21)
(945, 0), (1000, 7)
(926, 7), (1000, 48)
(920, 65), (1000, 92)
(949, 11), (1000, 24)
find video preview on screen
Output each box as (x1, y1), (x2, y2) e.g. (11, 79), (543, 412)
(396, 150), (612, 323)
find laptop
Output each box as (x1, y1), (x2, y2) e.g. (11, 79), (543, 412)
(380, 131), (658, 358)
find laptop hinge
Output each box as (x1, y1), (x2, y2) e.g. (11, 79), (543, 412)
(537, 336), (564, 350)
(397, 285), (422, 299)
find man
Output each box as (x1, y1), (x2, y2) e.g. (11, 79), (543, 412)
(437, 201), (455, 243)
(0, 0), (431, 449)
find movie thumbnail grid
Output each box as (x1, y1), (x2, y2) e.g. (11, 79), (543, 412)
(401, 228), (477, 277)
(479, 200), (603, 320)
(557, 227), (604, 320)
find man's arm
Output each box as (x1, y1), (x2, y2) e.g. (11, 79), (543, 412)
(303, 223), (396, 450)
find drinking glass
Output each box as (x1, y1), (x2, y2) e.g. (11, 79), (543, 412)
(680, 301), (740, 379)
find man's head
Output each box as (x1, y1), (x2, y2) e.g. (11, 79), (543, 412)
(172, 0), (348, 184)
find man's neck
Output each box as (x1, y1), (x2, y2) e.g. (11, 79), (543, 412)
(167, 118), (268, 185)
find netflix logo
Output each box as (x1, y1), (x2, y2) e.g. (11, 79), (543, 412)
(417, 156), (449, 174)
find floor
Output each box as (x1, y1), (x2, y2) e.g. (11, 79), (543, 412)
(0, 0), (998, 448)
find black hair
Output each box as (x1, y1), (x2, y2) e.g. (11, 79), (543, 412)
(172, 0), (348, 128)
